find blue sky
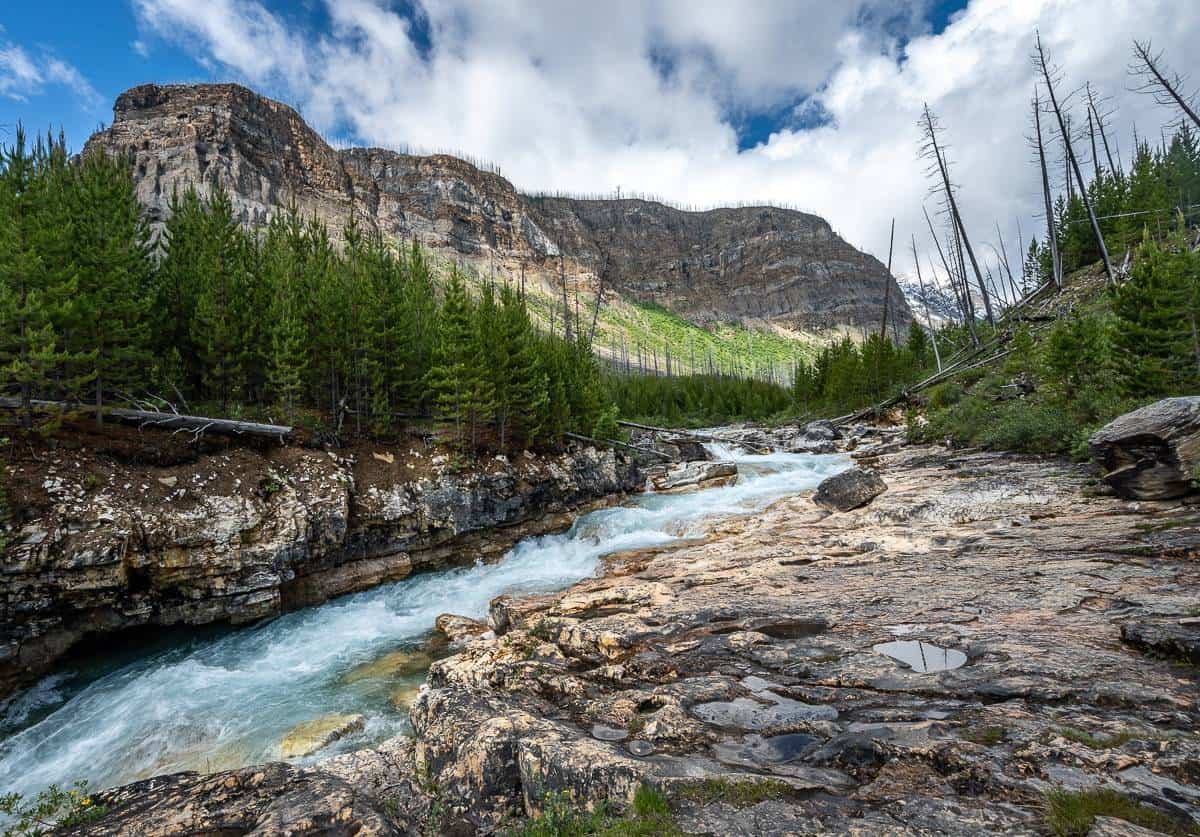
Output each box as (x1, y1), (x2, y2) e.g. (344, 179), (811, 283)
(1, 0), (968, 153)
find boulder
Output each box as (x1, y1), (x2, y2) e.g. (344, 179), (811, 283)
(813, 468), (887, 512)
(650, 460), (738, 493)
(1089, 397), (1200, 500)
(801, 420), (841, 442)
(280, 713), (365, 758)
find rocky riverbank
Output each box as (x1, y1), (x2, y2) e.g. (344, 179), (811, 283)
(62, 429), (1200, 835)
(0, 439), (642, 698)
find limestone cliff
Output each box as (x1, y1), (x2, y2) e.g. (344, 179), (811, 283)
(85, 83), (911, 334)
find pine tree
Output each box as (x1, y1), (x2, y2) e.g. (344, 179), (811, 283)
(61, 151), (152, 427)
(190, 186), (249, 409)
(494, 284), (546, 451)
(426, 269), (475, 448)
(1111, 228), (1195, 396)
(465, 282), (497, 449)
(262, 219), (309, 421)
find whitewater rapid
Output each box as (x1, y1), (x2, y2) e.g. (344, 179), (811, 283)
(0, 446), (846, 799)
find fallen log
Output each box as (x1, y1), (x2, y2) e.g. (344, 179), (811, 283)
(564, 431), (673, 461)
(0, 397), (293, 440)
(614, 419), (770, 454)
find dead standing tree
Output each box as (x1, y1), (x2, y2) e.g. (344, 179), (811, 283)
(923, 204), (979, 346)
(1034, 31), (1114, 285)
(1032, 88), (1064, 288)
(911, 234), (943, 372)
(878, 218), (896, 341)
(1131, 40), (1200, 132)
(920, 103), (996, 326)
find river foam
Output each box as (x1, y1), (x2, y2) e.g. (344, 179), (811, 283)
(0, 446), (846, 798)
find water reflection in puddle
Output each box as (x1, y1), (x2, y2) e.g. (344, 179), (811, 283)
(873, 640), (966, 673)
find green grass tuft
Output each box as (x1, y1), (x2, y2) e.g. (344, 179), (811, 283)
(1043, 788), (1199, 837)
(504, 785), (681, 837)
(962, 725), (1006, 745)
(1056, 726), (1138, 750)
(676, 777), (793, 807)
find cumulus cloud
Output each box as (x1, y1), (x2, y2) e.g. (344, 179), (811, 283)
(0, 36), (100, 106)
(130, 0), (1199, 285)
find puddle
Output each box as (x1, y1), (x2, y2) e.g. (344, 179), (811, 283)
(755, 618), (828, 640)
(591, 724), (629, 742)
(628, 740), (653, 756)
(873, 640), (966, 673)
(714, 732), (819, 770)
(692, 691), (838, 730)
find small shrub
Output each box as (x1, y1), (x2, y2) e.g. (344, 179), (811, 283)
(0, 780), (109, 835)
(927, 381), (965, 409)
(978, 402), (1075, 455)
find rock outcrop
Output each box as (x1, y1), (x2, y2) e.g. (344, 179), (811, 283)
(79, 443), (1200, 835)
(1090, 396), (1200, 500)
(0, 443), (640, 698)
(83, 83), (911, 334)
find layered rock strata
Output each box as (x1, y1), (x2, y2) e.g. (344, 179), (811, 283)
(0, 444), (639, 698)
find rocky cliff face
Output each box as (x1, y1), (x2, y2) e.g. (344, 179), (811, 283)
(85, 83), (910, 333)
(0, 442), (640, 698)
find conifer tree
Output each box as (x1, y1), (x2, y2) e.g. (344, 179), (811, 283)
(263, 219), (309, 421)
(1111, 228), (1195, 396)
(494, 284), (547, 450)
(190, 186), (248, 410)
(63, 151), (152, 426)
(426, 269), (475, 448)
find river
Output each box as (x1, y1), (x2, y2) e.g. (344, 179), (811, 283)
(0, 446), (846, 800)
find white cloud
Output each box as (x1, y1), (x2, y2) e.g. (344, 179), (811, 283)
(0, 39), (100, 106)
(129, 0), (1200, 286)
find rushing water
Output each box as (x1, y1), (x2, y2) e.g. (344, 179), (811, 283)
(0, 446), (846, 799)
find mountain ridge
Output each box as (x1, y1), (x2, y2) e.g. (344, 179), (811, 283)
(85, 82), (911, 338)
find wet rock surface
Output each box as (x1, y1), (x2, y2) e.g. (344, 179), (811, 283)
(0, 444), (639, 698)
(60, 441), (1200, 834)
(280, 714), (366, 759)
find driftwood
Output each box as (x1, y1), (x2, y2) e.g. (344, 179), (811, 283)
(0, 397), (293, 440)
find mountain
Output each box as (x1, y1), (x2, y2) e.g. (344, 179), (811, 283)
(85, 83), (911, 355)
(897, 278), (962, 326)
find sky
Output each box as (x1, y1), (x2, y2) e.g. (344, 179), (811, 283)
(1, 0), (1198, 287)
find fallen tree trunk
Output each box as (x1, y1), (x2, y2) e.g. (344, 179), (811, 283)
(614, 419), (769, 453)
(1089, 397), (1200, 500)
(0, 397), (293, 440)
(564, 431), (673, 461)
